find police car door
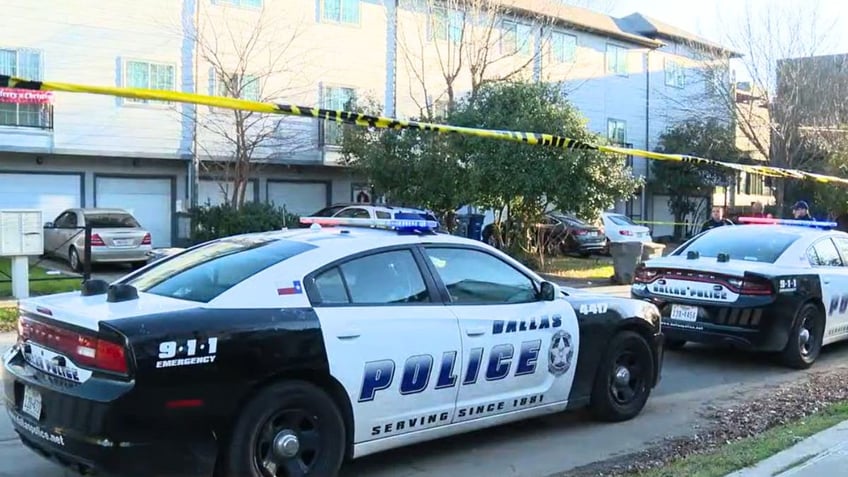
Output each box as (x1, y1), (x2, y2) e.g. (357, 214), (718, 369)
(305, 246), (462, 445)
(820, 236), (848, 339)
(421, 245), (578, 424)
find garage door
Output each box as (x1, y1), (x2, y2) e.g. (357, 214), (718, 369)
(96, 177), (172, 247)
(0, 173), (81, 223)
(198, 179), (255, 206)
(267, 181), (328, 216)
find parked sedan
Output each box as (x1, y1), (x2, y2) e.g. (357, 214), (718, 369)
(602, 212), (652, 244)
(43, 208), (152, 271)
(552, 214), (607, 257)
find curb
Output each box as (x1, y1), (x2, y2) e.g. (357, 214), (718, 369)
(726, 420), (848, 476)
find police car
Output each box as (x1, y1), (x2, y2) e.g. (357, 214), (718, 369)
(632, 217), (848, 369)
(3, 214), (664, 477)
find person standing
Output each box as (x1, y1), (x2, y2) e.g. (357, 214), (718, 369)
(701, 206), (734, 233)
(791, 201), (815, 221)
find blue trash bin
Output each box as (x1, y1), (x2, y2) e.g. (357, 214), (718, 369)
(466, 214), (485, 241)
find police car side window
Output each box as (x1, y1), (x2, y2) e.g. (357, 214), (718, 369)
(808, 239), (843, 267)
(832, 237), (848, 264)
(336, 208), (370, 219)
(424, 247), (537, 304)
(314, 250), (430, 305)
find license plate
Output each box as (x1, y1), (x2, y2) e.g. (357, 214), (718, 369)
(670, 304), (699, 322)
(22, 386), (42, 420)
(588, 231), (598, 236)
(113, 239), (133, 246)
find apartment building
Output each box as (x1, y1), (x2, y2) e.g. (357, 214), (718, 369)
(0, 0), (736, 247)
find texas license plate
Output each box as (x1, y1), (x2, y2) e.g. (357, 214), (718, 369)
(22, 386), (42, 420)
(670, 304), (699, 322)
(113, 239), (132, 246)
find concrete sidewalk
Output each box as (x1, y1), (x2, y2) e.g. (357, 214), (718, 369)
(727, 420), (848, 476)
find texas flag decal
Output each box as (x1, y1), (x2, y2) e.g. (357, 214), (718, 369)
(277, 280), (303, 296)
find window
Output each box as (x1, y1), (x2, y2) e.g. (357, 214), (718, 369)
(321, 85), (355, 146)
(335, 207), (370, 219)
(430, 6), (463, 42)
(83, 212), (140, 228)
(607, 214), (636, 226)
(674, 226), (799, 263)
(606, 44), (628, 75)
(425, 247), (537, 304)
(322, 0), (360, 25)
(214, 0), (262, 7)
(124, 60), (176, 104)
(550, 31), (577, 63)
(808, 239), (843, 267)
(743, 172), (766, 196)
(0, 48), (49, 128)
(664, 58), (685, 88)
(213, 72), (260, 101)
(313, 250), (430, 305)
(502, 20), (533, 56)
(832, 237), (848, 262)
(54, 212), (77, 228)
(126, 238), (315, 303)
(376, 211), (391, 219)
(607, 119), (626, 145)
(312, 205), (348, 217)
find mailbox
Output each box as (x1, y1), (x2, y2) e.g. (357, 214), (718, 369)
(0, 209), (44, 299)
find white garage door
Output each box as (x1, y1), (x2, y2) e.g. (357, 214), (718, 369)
(96, 177), (172, 247)
(0, 173), (81, 223)
(267, 182), (328, 216)
(198, 180), (255, 206)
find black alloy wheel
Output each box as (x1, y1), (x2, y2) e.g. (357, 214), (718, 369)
(589, 331), (654, 422)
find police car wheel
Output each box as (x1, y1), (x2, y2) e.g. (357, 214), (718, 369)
(589, 331), (654, 422)
(218, 380), (345, 477)
(780, 303), (824, 370)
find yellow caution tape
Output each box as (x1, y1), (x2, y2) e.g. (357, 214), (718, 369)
(3, 74), (847, 186)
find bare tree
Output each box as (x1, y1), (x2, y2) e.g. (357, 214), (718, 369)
(395, 0), (558, 119)
(183, 6), (316, 208)
(673, 0), (846, 210)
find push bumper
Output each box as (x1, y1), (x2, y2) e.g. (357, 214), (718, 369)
(3, 345), (217, 477)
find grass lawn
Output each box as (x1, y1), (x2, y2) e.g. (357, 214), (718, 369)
(542, 255), (614, 281)
(0, 257), (82, 298)
(636, 401), (848, 477)
(0, 306), (17, 333)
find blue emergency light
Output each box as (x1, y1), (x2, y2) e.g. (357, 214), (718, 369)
(299, 212), (440, 234)
(737, 216), (837, 229)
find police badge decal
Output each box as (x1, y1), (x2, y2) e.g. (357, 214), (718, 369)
(548, 330), (574, 376)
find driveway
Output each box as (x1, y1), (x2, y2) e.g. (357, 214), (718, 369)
(31, 256), (130, 284)
(3, 290), (847, 477)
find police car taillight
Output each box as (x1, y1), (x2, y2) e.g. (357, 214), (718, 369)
(634, 265), (660, 283)
(727, 277), (773, 296)
(19, 316), (129, 375)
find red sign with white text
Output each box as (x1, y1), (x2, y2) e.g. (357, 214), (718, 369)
(0, 87), (53, 104)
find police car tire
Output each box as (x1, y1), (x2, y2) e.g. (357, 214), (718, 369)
(780, 303), (824, 370)
(589, 331), (654, 422)
(218, 380), (346, 477)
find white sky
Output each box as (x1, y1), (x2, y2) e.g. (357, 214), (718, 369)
(602, 0), (848, 82)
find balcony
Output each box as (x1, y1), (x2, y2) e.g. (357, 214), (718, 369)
(0, 103), (53, 130)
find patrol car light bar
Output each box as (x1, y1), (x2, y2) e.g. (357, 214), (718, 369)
(299, 214), (440, 232)
(737, 216), (837, 229)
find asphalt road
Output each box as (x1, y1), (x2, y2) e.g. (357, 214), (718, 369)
(2, 290), (848, 477)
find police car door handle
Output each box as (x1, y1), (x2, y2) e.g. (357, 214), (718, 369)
(336, 329), (361, 340)
(465, 327), (487, 337)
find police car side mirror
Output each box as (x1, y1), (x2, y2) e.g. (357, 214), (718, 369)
(539, 281), (557, 301)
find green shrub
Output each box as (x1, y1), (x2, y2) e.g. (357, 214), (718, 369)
(189, 202), (299, 244)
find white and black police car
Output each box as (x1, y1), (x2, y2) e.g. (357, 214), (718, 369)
(3, 213), (664, 477)
(632, 216), (848, 369)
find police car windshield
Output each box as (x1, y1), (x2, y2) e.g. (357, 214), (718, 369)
(125, 237), (316, 303)
(674, 226), (799, 263)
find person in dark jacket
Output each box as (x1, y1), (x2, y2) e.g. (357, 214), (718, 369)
(791, 201), (815, 221)
(701, 206), (734, 233)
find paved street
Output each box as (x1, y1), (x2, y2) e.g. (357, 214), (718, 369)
(3, 310), (848, 477)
